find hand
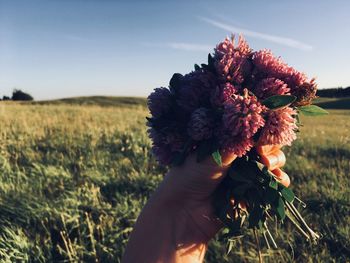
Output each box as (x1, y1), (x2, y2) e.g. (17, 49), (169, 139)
(122, 146), (290, 263)
(159, 146), (290, 240)
(156, 151), (238, 241)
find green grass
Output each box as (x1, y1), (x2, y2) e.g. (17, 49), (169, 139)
(0, 98), (349, 262)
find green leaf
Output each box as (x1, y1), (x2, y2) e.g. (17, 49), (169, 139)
(298, 105), (329, 116)
(201, 63), (208, 69)
(269, 179), (278, 190)
(265, 187), (279, 204)
(280, 187), (295, 202)
(233, 159), (265, 181)
(262, 95), (296, 109)
(208, 53), (214, 66)
(276, 197), (286, 220)
(194, 64), (201, 71)
(253, 161), (272, 182)
(169, 73), (183, 93)
(221, 228), (230, 235)
(212, 150), (222, 166)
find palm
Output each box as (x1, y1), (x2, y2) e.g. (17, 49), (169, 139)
(154, 153), (236, 240)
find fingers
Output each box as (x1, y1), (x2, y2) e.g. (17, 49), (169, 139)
(221, 148), (290, 188)
(205, 145), (289, 188)
(258, 145), (291, 187)
(259, 150), (286, 170)
(256, 144), (281, 156)
(271, 168), (290, 187)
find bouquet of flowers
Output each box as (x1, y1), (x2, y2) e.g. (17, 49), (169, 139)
(146, 35), (327, 254)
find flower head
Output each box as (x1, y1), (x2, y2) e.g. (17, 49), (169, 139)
(254, 78), (290, 100)
(187, 108), (215, 141)
(222, 91), (265, 139)
(217, 91), (265, 156)
(147, 87), (172, 118)
(211, 82), (238, 107)
(259, 107), (298, 146)
(252, 49), (291, 78)
(176, 70), (216, 112)
(151, 144), (173, 166)
(214, 35), (252, 84)
(291, 78), (318, 106)
(220, 135), (254, 157)
(147, 36), (318, 166)
(148, 127), (186, 165)
(252, 49), (316, 105)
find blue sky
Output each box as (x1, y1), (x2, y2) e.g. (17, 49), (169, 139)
(1, 0), (350, 100)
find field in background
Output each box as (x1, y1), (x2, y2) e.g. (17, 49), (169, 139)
(0, 97), (349, 262)
(31, 96), (147, 108)
(314, 97), (350, 109)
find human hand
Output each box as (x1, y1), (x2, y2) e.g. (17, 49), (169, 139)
(156, 145), (290, 241)
(122, 145), (290, 263)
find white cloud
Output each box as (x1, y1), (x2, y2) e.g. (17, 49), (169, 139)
(168, 42), (212, 51)
(199, 17), (313, 51)
(143, 42), (212, 52)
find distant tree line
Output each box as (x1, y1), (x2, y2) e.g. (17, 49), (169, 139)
(0, 89), (34, 101)
(317, 87), (350, 98)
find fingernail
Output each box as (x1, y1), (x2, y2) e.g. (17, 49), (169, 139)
(260, 150), (285, 170)
(272, 168), (290, 187)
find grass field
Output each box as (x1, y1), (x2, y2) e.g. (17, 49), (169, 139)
(0, 97), (349, 262)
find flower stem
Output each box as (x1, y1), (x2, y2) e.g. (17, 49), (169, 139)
(262, 231), (271, 250)
(263, 222), (278, 249)
(294, 196), (307, 208)
(287, 201), (320, 243)
(285, 210), (310, 240)
(253, 228), (263, 263)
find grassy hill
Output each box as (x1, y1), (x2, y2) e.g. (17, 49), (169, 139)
(314, 97), (350, 109)
(32, 96), (147, 108)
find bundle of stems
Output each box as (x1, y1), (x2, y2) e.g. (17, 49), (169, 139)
(214, 154), (321, 260)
